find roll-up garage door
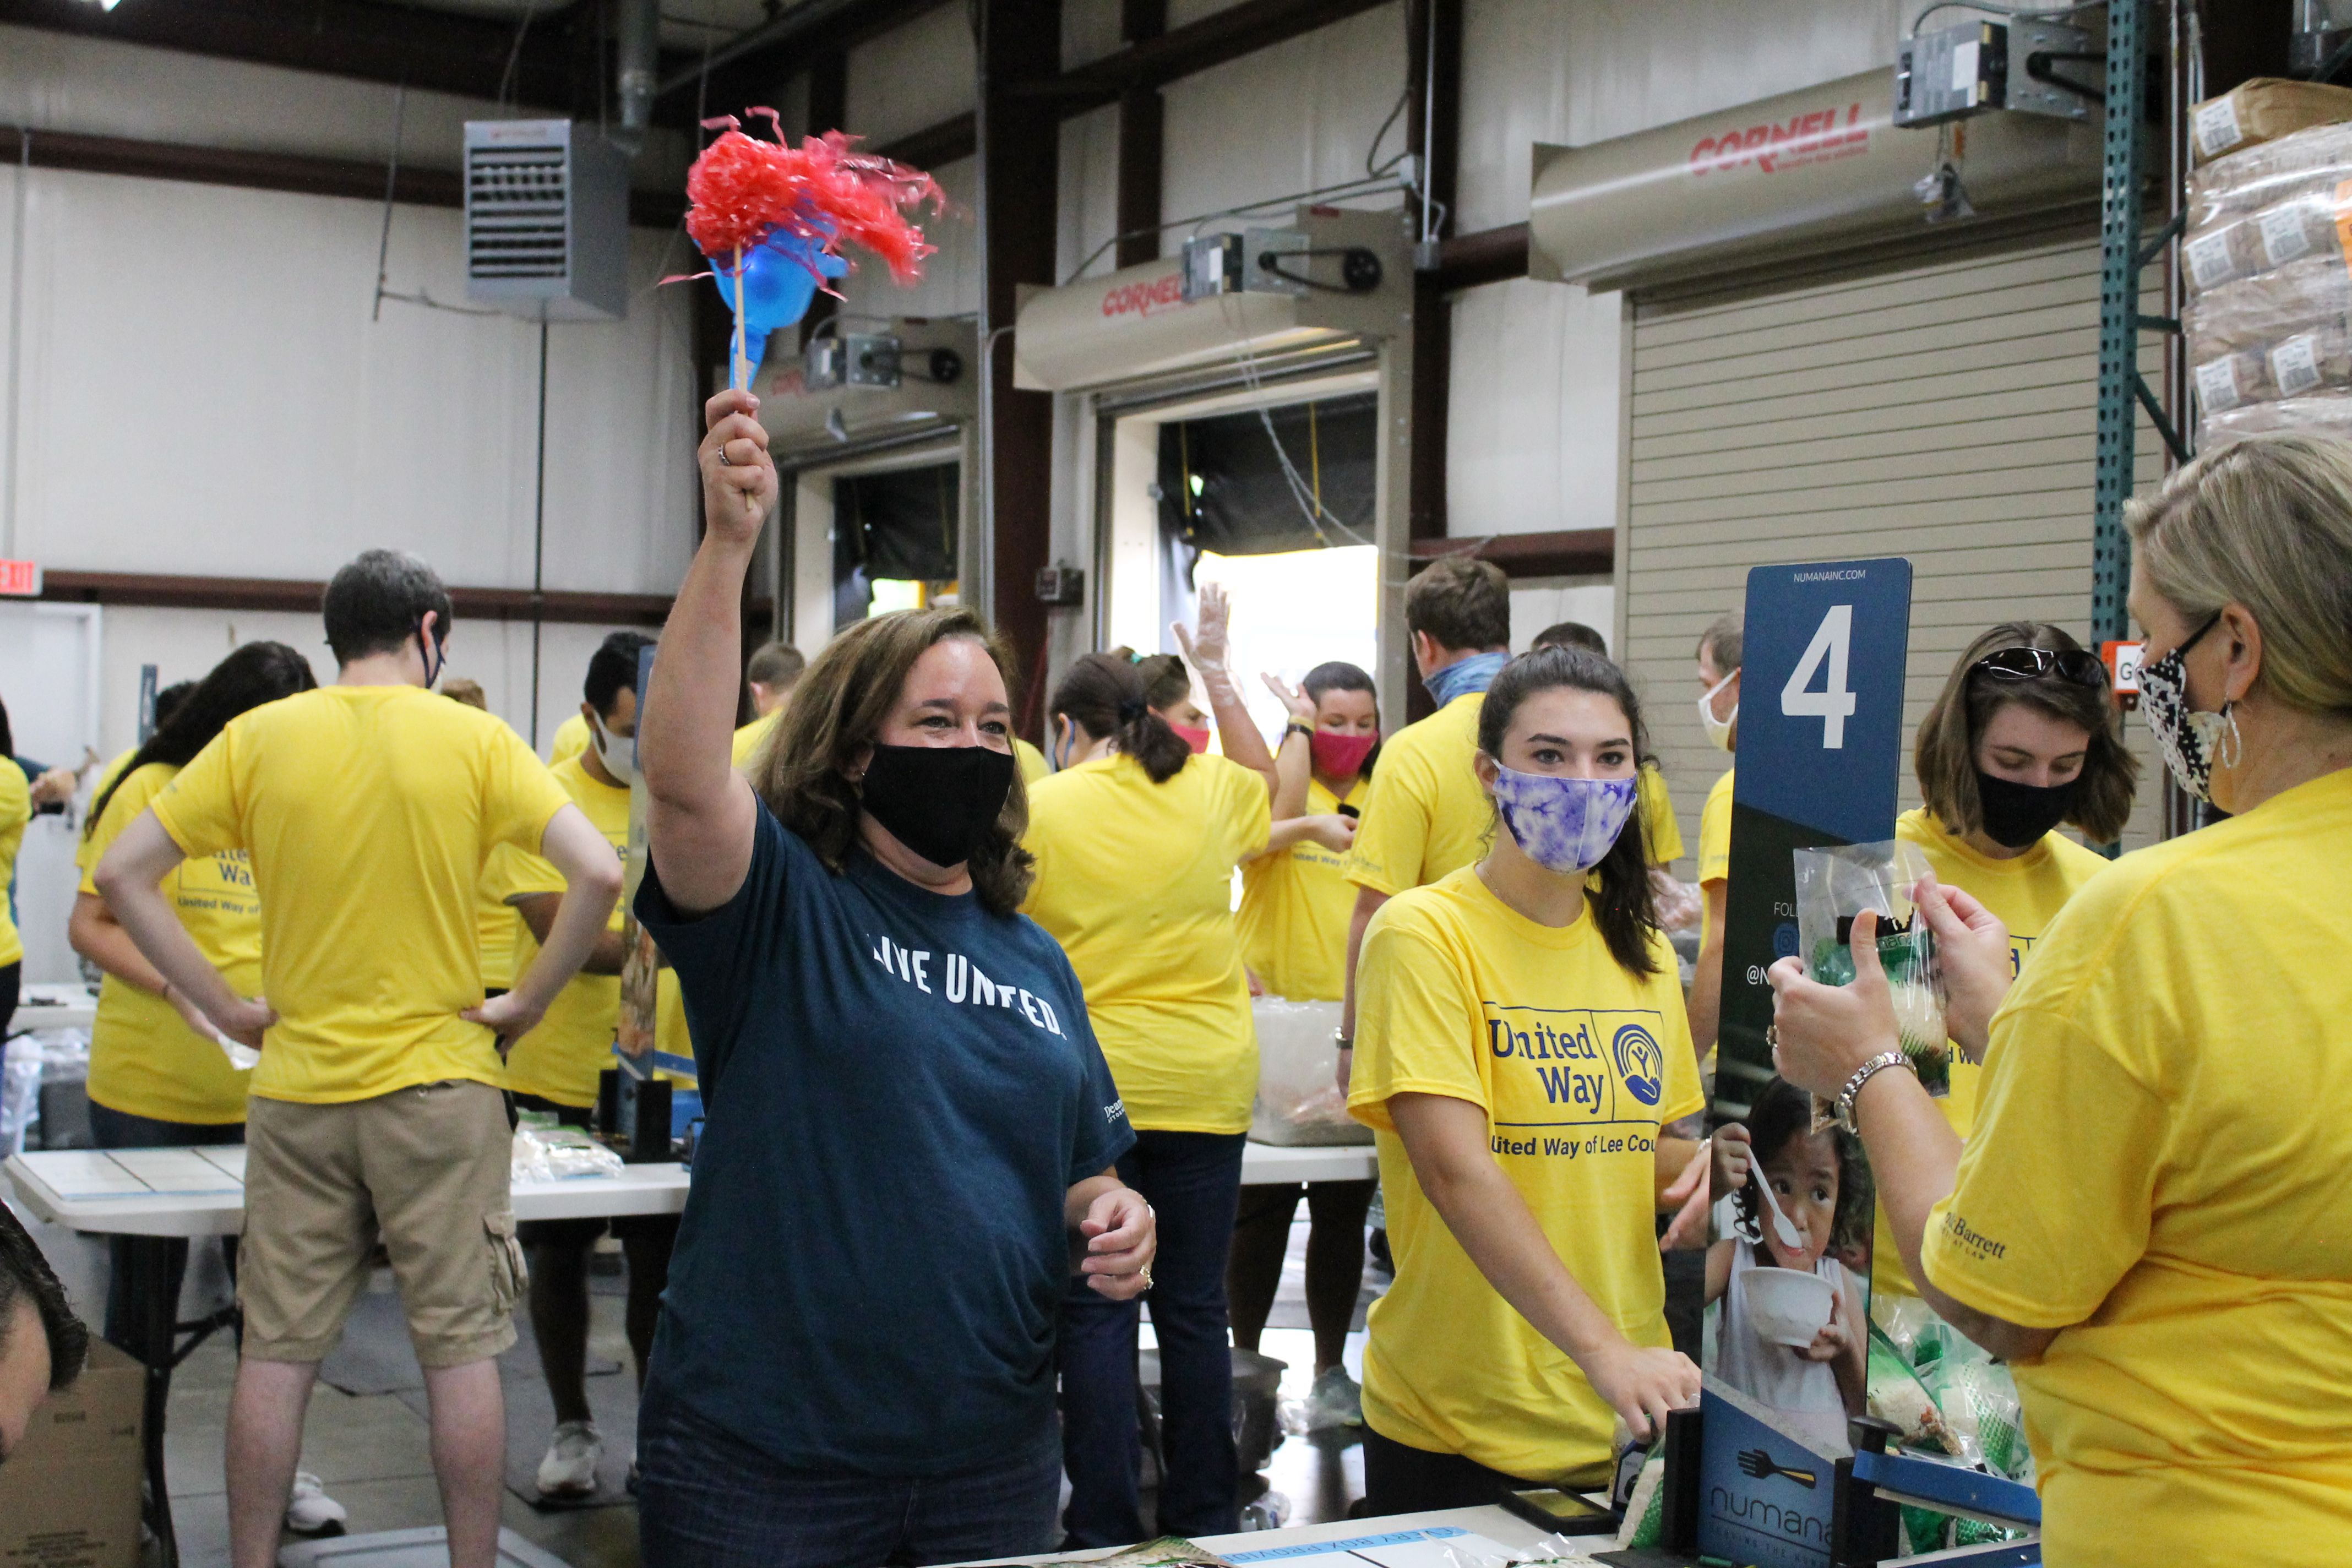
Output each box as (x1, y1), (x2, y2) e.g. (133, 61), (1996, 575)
(1618, 229), (2168, 859)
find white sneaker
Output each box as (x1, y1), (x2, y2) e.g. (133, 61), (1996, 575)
(284, 1472), (348, 1536)
(1304, 1366), (1363, 1430)
(536, 1419), (603, 1499)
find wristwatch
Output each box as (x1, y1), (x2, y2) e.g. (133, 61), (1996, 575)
(1286, 722), (1316, 743)
(1835, 1050), (1915, 1134)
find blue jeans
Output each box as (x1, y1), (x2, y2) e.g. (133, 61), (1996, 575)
(1059, 1129), (1245, 1546)
(88, 1101), (246, 1352)
(635, 1382), (1060, 1567)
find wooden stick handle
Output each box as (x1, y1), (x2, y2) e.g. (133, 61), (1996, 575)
(731, 245), (747, 391)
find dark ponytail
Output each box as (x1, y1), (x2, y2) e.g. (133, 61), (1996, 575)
(1050, 652), (1193, 784)
(1477, 646), (1660, 979)
(86, 642), (318, 835)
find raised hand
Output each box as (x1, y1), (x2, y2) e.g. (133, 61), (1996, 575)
(700, 388), (777, 544)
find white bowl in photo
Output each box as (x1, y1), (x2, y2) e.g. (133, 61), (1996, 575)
(1745, 1267), (1834, 1348)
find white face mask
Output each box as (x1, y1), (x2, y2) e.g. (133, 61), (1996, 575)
(590, 714), (637, 786)
(1697, 669), (1739, 752)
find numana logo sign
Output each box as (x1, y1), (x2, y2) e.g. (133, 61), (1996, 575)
(1698, 1382), (1834, 1568)
(1611, 1022), (1663, 1107)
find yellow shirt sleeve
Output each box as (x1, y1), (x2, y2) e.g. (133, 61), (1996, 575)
(1348, 917), (1488, 1129)
(150, 729), (244, 861)
(549, 712), (591, 765)
(1637, 765), (1683, 867)
(1014, 738), (1050, 787)
(481, 722), (573, 856)
(1344, 753), (1433, 899)
(1224, 755), (1272, 862)
(0, 765), (29, 967)
(1697, 767), (1734, 886)
(1922, 1004), (2166, 1328)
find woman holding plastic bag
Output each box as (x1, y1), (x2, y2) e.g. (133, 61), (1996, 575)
(1865, 623), (2136, 1303)
(1768, 432), (2352, 1568)
(1228, 660), (1382, 1431)
(1347, 646), (1741, 1511)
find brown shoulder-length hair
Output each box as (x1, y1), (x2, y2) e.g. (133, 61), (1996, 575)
(749, 607), (1035, 914)
(1914, 622), (2138, 844)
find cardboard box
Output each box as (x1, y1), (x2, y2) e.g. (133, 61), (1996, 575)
(0, 1338), (145, 1568)
(2195, 78), (2352, 164)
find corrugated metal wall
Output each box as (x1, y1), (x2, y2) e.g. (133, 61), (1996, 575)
(1619, 231), (2169, 861)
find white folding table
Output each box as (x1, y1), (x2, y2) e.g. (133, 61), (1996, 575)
(6, 1139), (1376, 1566)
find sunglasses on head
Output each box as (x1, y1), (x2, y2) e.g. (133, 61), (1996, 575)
(1972, 646), (2109, 689)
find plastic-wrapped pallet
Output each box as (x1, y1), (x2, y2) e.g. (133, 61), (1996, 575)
(2201, 390), (2352, 448)
(2181, 186), (2349, 294)
(2191, 323), (2352, 415)
(2190, 123), (2352, 229)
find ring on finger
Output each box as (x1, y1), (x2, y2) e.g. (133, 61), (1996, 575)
(1138, 1263), (1154, 1291)
(717, 440), (733, 466)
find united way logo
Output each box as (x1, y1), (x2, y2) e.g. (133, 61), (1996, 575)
(1613, 1022), (1663, 1107)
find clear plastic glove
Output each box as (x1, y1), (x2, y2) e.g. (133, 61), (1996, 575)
(1171, 582), (1232, 678)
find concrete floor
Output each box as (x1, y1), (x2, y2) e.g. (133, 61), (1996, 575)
(18, 1197), (1382, 1568)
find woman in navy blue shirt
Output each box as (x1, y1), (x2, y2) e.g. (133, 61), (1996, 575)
(629, 387), (1155, 1567)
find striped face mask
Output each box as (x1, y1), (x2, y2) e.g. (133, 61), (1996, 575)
(1489, 768), (1640, 874)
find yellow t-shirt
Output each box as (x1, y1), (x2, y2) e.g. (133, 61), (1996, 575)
(1013, 737), (1050, 787)
(1238, 774), (1362, 1002)
(491, 756), (695, 1107)
(1021, 752), (1271, 1133)
(0, 763), (30, 969)
(1872, 807), (2109, 1300)
(1343, 693), (1489, 899)
(731, 709), (780, 770)
(1636, 764), (1683, 867)
(150, 684), (571, 1104)
(79, 763), (258, 1124)
(1921, 767), (2352, 1568)
(1349, 865), (1705, 1480)
(476, 886), (519, 990)
(1696, 766), (1734, 950)
(549, 711), (590, 765)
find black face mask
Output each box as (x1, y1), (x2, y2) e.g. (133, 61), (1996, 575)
(858, 743), (1016, 870)
(1975, 771), (2077, 850)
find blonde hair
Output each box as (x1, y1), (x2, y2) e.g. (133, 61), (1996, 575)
(2127, 433), (2352, 717)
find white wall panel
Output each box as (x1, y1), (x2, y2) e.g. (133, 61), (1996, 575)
(1057, 106), (1123, 285)
(2, 166), (696, 592)
(1063, 0), (1126, 70)
(1456, 0), (1910, 235)
(846, 5), (977, 146)
(0, 23), (689, 189)
(90, 607), (624, 761)
(1446, 277), (1622, 536)
(1158, 4), (1409, 231)
(838, 154), (982, 320)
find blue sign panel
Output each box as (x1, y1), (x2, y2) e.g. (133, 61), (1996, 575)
(1697, 1383), (1836, 1568)
(1715, 558), (1912, 1112)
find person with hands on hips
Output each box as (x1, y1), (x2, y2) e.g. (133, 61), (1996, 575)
(1347, 645), (1739, 1513)
(631, 389), (1151, 1568)
(1768, 432), (2352, 1568)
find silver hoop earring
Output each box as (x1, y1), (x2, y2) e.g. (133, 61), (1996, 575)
(2217, 705), (2244, 770)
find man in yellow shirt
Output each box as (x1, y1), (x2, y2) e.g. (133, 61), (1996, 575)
(94, 551), (622, 1568)
(488, 631), (684, 1500)
(729, 639), (805, 768)
(1336, 554), (1512, 1081)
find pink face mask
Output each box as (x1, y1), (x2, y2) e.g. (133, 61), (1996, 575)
(1310, 729), (1376, 778)
(1170, 723), (1213, 755)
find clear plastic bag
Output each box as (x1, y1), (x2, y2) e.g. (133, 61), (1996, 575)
(1248, 997), (1368, 1147)
(1793, 841), (1948, 1128)
(2199, 386), (2352, 449)
(2183, 254), (2352, 360)
(511, 1120), (625, 1183)
(2182, 187), (2350, 295)
(2190, 122), (2352, 228)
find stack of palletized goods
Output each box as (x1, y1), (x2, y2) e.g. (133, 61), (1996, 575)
(2185, 117), (2352, 449)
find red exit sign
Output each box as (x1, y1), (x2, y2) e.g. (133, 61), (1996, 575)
(0, 559), (40, 597)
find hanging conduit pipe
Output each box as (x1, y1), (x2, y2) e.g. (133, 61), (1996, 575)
(612, 0), (661, 157)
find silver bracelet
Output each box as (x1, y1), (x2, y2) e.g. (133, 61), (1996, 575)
(1333, 1028), (1353, 1050)
(1835, 1050), (1915, 1135)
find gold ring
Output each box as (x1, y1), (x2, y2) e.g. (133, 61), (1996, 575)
(1138, 1264), (1154, 1291)
(1766, 1025), (1781, 1053)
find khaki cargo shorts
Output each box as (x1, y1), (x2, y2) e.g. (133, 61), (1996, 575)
(240, 1079), (526, 1368)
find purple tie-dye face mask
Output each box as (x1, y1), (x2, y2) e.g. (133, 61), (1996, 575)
(1489, 767), (1640, 874)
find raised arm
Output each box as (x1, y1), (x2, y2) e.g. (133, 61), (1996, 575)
(1173, 584), (1278, 793)
(1262, 673), (1316, 821)
(1390, 1091), (1701, 1439)
(641, 389), (775, 915)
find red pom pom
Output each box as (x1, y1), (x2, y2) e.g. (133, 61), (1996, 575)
(685, 116), (944, 285)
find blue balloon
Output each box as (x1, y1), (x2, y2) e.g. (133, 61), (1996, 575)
(714, 225), (848, 382)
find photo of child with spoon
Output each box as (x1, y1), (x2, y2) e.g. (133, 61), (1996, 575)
(1707, 1079), (1870, 1453)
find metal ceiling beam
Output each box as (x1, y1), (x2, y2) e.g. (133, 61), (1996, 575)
(1016, 0), (1392, 112)
(656, 0), (955, 112)
(0, 0), (588, 108)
